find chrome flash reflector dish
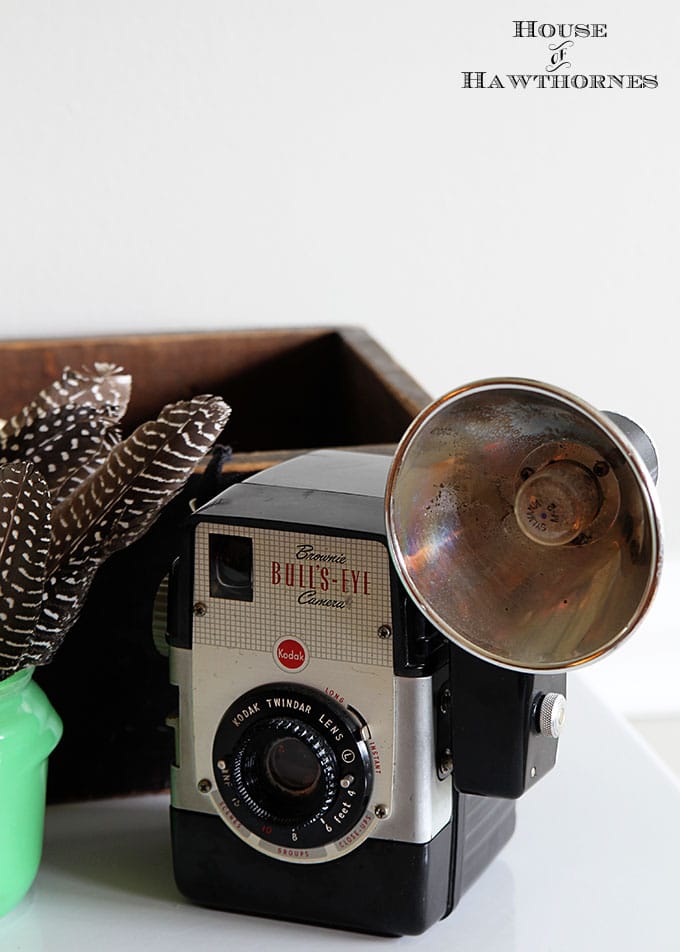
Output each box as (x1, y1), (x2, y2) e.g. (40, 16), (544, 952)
(385, 378), (663, 673)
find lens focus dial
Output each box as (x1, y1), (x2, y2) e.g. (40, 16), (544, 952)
(212, 683), (373, 855)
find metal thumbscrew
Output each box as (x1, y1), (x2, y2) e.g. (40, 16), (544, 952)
(198, 778), (212, 793)
(377, 625), (392, 639)
(193, 602), (208, 617)
(538, 693), (567, 739)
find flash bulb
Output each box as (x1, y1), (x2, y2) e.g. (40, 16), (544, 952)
(514, 461), (601, 546)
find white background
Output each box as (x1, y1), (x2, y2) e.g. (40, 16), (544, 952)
(0, 3), (678, 721)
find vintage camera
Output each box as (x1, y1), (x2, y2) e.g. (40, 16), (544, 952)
(161, 379), (661, 936)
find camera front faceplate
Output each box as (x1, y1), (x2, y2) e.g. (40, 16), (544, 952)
(174, 518), (398, 864)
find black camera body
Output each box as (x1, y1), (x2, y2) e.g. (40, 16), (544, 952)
(165, 449), (565, 936)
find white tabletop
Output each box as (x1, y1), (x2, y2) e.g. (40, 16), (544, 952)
(2, 674), (679, 952)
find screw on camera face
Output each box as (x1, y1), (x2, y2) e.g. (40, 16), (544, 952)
(193, 601), (208, 617)
(439, 687), (451, 715)
(377, 624), (392, 639)
(438, 749), (454, 778)
(198, 778), (212, 793)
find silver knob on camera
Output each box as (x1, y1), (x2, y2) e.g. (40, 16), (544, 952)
(538, 693), (567, 738)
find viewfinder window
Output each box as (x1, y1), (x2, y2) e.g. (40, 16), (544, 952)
(209, 534), (253, 601)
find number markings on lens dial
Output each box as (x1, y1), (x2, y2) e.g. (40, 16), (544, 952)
(211, 683), (377, 863)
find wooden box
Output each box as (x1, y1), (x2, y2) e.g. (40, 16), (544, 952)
(0, 328), (429, 801)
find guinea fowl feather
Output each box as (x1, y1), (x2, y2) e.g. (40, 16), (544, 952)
(0, 363), (131, 450)
(29, 394), (230, 662)
(53, 424), (122, 505)
(1, 403), (124, 503)
(0, 461), (51, 679)
(22, 556), (98, 666)
(0, 364), (131, 508)
(0, 366), (230, 670)
(47, 395), (230, 573)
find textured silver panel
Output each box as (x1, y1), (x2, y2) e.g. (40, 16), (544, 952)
(194, 523), (393, 667)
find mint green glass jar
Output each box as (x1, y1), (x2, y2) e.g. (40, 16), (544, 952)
(0, 666), (62, 917)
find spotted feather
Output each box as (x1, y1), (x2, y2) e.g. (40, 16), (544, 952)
(31, 394), (230, 662)
(0, 461), (51, 679)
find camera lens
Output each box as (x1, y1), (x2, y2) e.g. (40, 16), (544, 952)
(265, 737), (322, 797)
(213, 684), (374, 853)
(233, 718), (336, 826)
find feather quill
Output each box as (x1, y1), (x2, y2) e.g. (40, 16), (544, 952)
(0, 461), (51, 679)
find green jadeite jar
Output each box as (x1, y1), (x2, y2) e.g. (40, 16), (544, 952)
(0, 666), (62, 917)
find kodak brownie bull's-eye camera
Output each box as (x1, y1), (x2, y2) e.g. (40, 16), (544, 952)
(161, 379), (662, 936)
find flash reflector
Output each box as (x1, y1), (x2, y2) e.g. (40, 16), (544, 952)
(385, 378), (662, 673)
